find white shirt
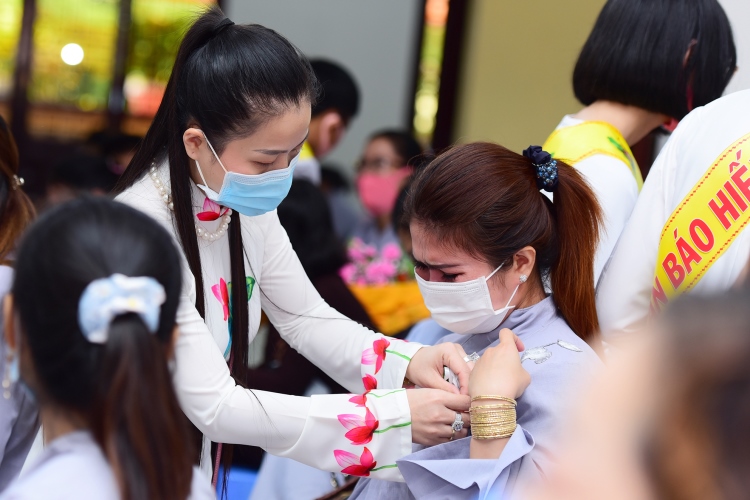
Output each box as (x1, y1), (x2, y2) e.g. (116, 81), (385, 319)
(549, 116), (640, 283)
(0, 431), (213, 499)
(116, 164), (420, 481)
(597, 89), (750, 337)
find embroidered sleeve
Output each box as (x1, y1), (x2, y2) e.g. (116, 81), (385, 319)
(271, 388), (412, 482)
(360, 337), (423, 390)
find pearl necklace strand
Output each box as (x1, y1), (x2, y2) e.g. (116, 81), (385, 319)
(149, 163), (232, 242)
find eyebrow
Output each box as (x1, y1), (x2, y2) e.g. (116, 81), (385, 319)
(413, 259), (461, 270)
(254, 131), (309, 155)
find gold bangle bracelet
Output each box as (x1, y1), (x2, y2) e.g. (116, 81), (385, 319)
(470, 403), (515, 410)
(472, 424), (516, 440)
(471, 395), (516, 406)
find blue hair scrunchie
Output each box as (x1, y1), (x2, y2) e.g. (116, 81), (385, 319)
(78, 274), (166, 344)
(523, 145), (558, 192)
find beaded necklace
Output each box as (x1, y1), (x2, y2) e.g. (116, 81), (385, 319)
(149, 163), (232, 241)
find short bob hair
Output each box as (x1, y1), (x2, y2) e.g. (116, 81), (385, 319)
(573, 0), (736, 120)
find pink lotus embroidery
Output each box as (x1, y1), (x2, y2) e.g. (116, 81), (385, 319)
(333, 447), (377, 477)
(211, 278), (229, 321)
(197, 198), (229, 222)
(349, 375), (378, 407)
(361, 338), (390, 374)
(338, 408), (379, 445)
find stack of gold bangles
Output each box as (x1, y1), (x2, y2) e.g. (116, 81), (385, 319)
(470, 395), (517, 440)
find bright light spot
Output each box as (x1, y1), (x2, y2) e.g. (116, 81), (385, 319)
(61, 43), (84, 66)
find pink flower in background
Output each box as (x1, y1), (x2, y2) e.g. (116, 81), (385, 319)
(349, 374), (378, 407)
(381, 243), (402, 262)
(338, 408), (379, 445)
(340, 263), (357, 283)
(362, 338), (390, 374)
(362, 245), (377, 259)
(348, 238), (369, 262)
(197, 198), (229, 221)
(333, 447), (377, 477)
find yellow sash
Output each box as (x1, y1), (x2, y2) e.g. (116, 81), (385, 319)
(650, 132), (750, 312)
(543, 121), (644, 190)
(299, 141), (316, 161)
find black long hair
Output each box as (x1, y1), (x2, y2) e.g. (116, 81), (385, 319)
(113, 7), (317, 468)
(574, 0), (736, 119)
(12, 198), (193, 500)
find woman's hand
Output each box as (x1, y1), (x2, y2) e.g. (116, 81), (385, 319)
(406, 343), (472, 395)
(469, 328), (530, 400)
(406, 388), (470, 445)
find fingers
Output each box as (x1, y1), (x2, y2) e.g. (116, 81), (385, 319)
(499, 328), (524, 352)
(444, 344), (472, 395)
(440, 391), (471, 412)
(428, 371), (461, 395)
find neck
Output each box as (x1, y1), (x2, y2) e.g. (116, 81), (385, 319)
(515, 281), (547, 310)
(573, 100), (668, 145)
(41, 404), (87, 444)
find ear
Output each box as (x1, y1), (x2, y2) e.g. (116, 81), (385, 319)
(3, 294), (16, 350)
(317, 111), (345, 157)
(683, 39), (698, 67)
(183, 127), (206, 161)
(512, 246), (537, 280)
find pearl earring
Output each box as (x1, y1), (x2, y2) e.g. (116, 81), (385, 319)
(519, 274), (528, 283)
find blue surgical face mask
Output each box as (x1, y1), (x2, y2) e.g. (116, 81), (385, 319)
(194, 132), (299, 217)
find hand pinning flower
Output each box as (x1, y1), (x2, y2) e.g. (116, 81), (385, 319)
(333, 447), (377, 477)
(349, 374), (378, 407)
(362, 338), (390, 374)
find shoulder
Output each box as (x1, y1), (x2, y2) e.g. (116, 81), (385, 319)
(521, 317), (602, 382)
(4, 446), (117, 499)
(115, 169), (174, 231)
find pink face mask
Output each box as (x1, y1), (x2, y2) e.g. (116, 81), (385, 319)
(357, 168), (413, 218)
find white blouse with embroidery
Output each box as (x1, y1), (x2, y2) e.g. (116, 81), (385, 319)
(116, 162), (422, 481)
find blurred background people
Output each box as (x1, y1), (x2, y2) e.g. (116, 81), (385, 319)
(295, 59), (365, 243)
(0, 115), (38, 492)
(2, 198), (212, 499)
(44, 153), (119, 207)
(598, 89), (750, 338)
(352, 129), (422, 251)
(529, 290), (750, 500)
(543, 0), (736, 283)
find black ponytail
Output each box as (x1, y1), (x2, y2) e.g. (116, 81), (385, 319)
(91, 314), (193, 500)
(13, 198), (194, 500)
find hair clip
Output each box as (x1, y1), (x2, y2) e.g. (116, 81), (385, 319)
(11, 175), (24, 191)
(522, 145), (558, 192)
(78, 274), (166, 344)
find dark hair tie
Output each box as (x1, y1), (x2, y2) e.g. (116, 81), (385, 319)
(523, 145), (558, 192)
(213, 17), (235, 37)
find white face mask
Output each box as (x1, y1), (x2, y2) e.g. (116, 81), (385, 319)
(416, 264), (523, 335)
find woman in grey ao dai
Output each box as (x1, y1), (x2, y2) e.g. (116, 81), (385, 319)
(352, 142), (604, 499)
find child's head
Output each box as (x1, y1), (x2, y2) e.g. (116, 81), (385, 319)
(574, 0), (736, 120)
(308, 59), (360, 158)
(5, 198), (193, 500)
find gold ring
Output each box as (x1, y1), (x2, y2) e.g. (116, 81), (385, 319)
(450, 427), (455, 441)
